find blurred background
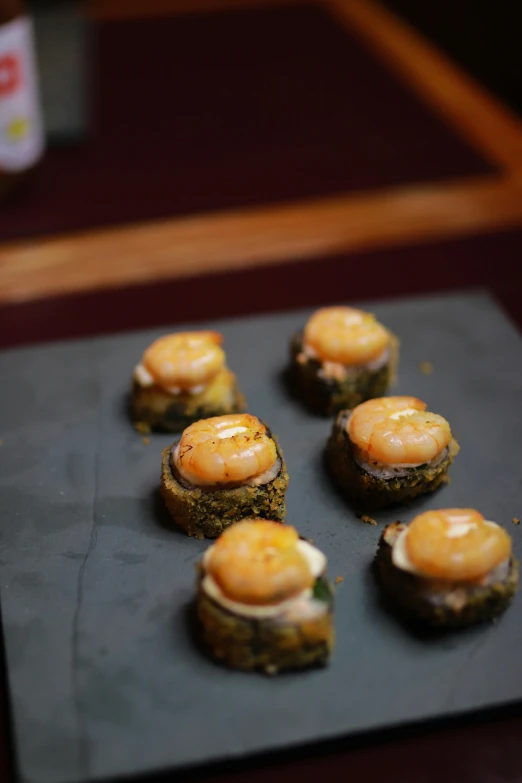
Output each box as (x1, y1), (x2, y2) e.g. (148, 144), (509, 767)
(383, 0), (521, 115)
(0, 0), (521, 338)
(2, 5), (522, 779)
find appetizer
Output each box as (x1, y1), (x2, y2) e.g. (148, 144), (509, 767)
(161, 413), (289, 538)
(131, 330), (245, 432)
(326, 396), (459, 510)
(289, 306), (398, 416)
(196, 520), (334, 673)
(375, 509), (518, 627)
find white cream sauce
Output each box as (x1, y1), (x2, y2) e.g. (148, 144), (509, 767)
(133, 363), (206, 396)
(302, 342), (390, 380)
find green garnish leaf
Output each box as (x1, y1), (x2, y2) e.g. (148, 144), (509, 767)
(313, 578), (332, 603)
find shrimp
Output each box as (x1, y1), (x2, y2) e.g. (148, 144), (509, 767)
(206, 520), (313, 605)
(303, 306), (389, 365)
(143, 331), (225, 391)
(406, 509), (512, 581)
(174, 413), (277, 486)
(348, 396), (451, 465)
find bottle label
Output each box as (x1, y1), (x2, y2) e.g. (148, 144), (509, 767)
(0, 17), (43, 172)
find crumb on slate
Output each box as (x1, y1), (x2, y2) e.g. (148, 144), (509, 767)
(134, 421), (151, 435)
(360, 514), (377, 526)
(335, 576), (344, 584)
(142, 437), (150, 446)
(0, 439), (3, 446)
(307, 538), (315, 544)
(513, 517), (520, 526)
(419, 361), (433, 375)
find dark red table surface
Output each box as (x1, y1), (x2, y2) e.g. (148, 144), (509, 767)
(1, 226), (521, 350)
(1, 227), (522, 783)
(0, 2), (494, 242)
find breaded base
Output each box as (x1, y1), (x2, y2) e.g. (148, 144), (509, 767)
(160, 432), (289, 538)
(326, 411), (460, 511)
(196, 578), (334, 673)
(289, 331), (399, 416)
(375, 522), (519, 627)
(131, 367), (246, 432)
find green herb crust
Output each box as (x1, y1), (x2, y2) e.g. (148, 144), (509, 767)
(326, 411), (460, 510)
(131, 367), (246, 433)
(196, 574), (334, 673)
(160, 430), (289, 538)
(288, 331), (399, 416)
(375, 522), (519, 627)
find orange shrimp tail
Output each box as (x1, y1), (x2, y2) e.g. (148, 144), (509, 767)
(208, 521), (313, 605)
(407, 509), (512, 581)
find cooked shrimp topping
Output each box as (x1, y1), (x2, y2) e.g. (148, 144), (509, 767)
(406, 509), (512, 581)
(303, 306), (389, 365)
(174, 413), (277, 486)
(206, 521), (314, 605)
(348, 396), (452, 465)
(143, 331), (225, 391)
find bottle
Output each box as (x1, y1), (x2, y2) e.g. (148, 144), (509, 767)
(0, 0), (43, 201)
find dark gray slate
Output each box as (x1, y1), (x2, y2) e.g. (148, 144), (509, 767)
(1, 291), (521, 783)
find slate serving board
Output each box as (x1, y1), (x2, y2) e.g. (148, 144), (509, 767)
(1, 291), (521, 783)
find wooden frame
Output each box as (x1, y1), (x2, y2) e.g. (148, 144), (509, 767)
(1, 0), (522, 303)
